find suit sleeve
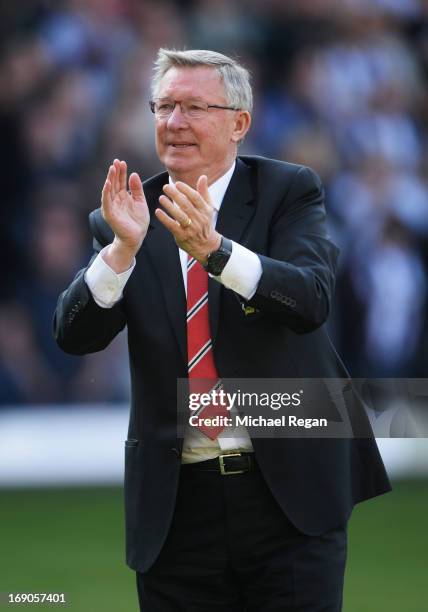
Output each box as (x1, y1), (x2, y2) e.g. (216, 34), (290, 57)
(53, 236), (127, 355)
(246, 166), (339, 333)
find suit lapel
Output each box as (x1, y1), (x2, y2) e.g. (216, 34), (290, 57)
(209, 158), (255, 345)
(142, 175), (188, 364)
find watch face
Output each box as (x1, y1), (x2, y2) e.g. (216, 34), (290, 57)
(207, 251), (228, 276)
(204, 238), (232, 275)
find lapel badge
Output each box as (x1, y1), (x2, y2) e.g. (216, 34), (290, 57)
(242, 305), (258, 316)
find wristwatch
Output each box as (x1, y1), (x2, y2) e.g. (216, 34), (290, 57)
(203, 237), (233, 276)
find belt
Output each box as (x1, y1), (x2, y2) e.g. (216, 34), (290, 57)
(182, 452), (256, 476)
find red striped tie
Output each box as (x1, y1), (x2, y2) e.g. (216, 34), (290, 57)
(187, 255), (229, 440)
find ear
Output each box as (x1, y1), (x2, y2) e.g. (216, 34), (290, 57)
(231, 111), (251, 144)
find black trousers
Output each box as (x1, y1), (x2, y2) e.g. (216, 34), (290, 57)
(136, 460), (347, 611)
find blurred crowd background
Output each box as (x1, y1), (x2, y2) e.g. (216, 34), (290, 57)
(1, 0), (428, 405)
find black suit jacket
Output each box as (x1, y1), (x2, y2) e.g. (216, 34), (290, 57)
(54, 156), (391, 573)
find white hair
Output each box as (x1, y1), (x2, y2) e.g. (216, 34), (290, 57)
(151, 48), (253, 113)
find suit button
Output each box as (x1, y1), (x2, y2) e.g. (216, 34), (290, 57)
(170, 447), (180, 458)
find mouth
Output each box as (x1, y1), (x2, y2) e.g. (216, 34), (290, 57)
(168, 143), (196, 149)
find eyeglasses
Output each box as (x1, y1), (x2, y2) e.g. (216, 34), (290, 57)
(149, 98), (241, 119)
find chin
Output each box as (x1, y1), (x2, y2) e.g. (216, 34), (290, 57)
(163, 155), (198, 178)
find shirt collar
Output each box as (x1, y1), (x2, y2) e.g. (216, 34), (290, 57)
(168, 161), (236, 212)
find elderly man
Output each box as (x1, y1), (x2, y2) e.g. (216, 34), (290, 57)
(54, 49), (390, 611)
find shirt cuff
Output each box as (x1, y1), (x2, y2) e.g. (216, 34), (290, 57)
(216, 241), (262, 300)
(84, 247), (136, 308)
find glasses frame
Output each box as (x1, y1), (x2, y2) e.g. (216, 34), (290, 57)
(149, 98), (241, 119)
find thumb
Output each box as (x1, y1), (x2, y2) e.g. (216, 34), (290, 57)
(129, 172), (145, 199)
(196, 175), (211, 204)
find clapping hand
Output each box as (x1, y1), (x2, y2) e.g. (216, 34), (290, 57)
(156, 175), (221, 263)
(101, 159), (150, 272)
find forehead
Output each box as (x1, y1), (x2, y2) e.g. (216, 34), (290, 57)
(157, 66), (226, 101)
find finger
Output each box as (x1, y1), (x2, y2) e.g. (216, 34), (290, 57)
(159, 194), (190, 226)
(196, 175), (210, 204)
(118, 160), (127, 192)
(101, 179), (112, 218)
(175, 181), (207, 209)
(113, 159), (121, 192)
(102, 179), (111, 204)
(162, 184), (192, 213)
(107, 164), (117, 195)
(107, 164), (115, 185)
(129, 172), (145, 200)
(155, 207), (182, 236)
(106, 165), (117, 198)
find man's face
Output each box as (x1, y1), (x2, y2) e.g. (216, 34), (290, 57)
(154, 66), (244, 186)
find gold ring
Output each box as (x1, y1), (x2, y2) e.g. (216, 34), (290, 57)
(181, 217), (192, 228)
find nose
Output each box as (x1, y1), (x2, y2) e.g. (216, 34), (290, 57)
(166, 103), (189, 129)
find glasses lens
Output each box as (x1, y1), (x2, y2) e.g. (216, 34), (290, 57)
(183, 100), (208, 118)
(152, 99), (209, 118)
(154, 99), (175, 117)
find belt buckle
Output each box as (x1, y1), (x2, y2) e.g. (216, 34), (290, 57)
(219, 452), (244, 476)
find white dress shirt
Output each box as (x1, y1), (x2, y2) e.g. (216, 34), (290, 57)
(85, 161), (262, 462)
